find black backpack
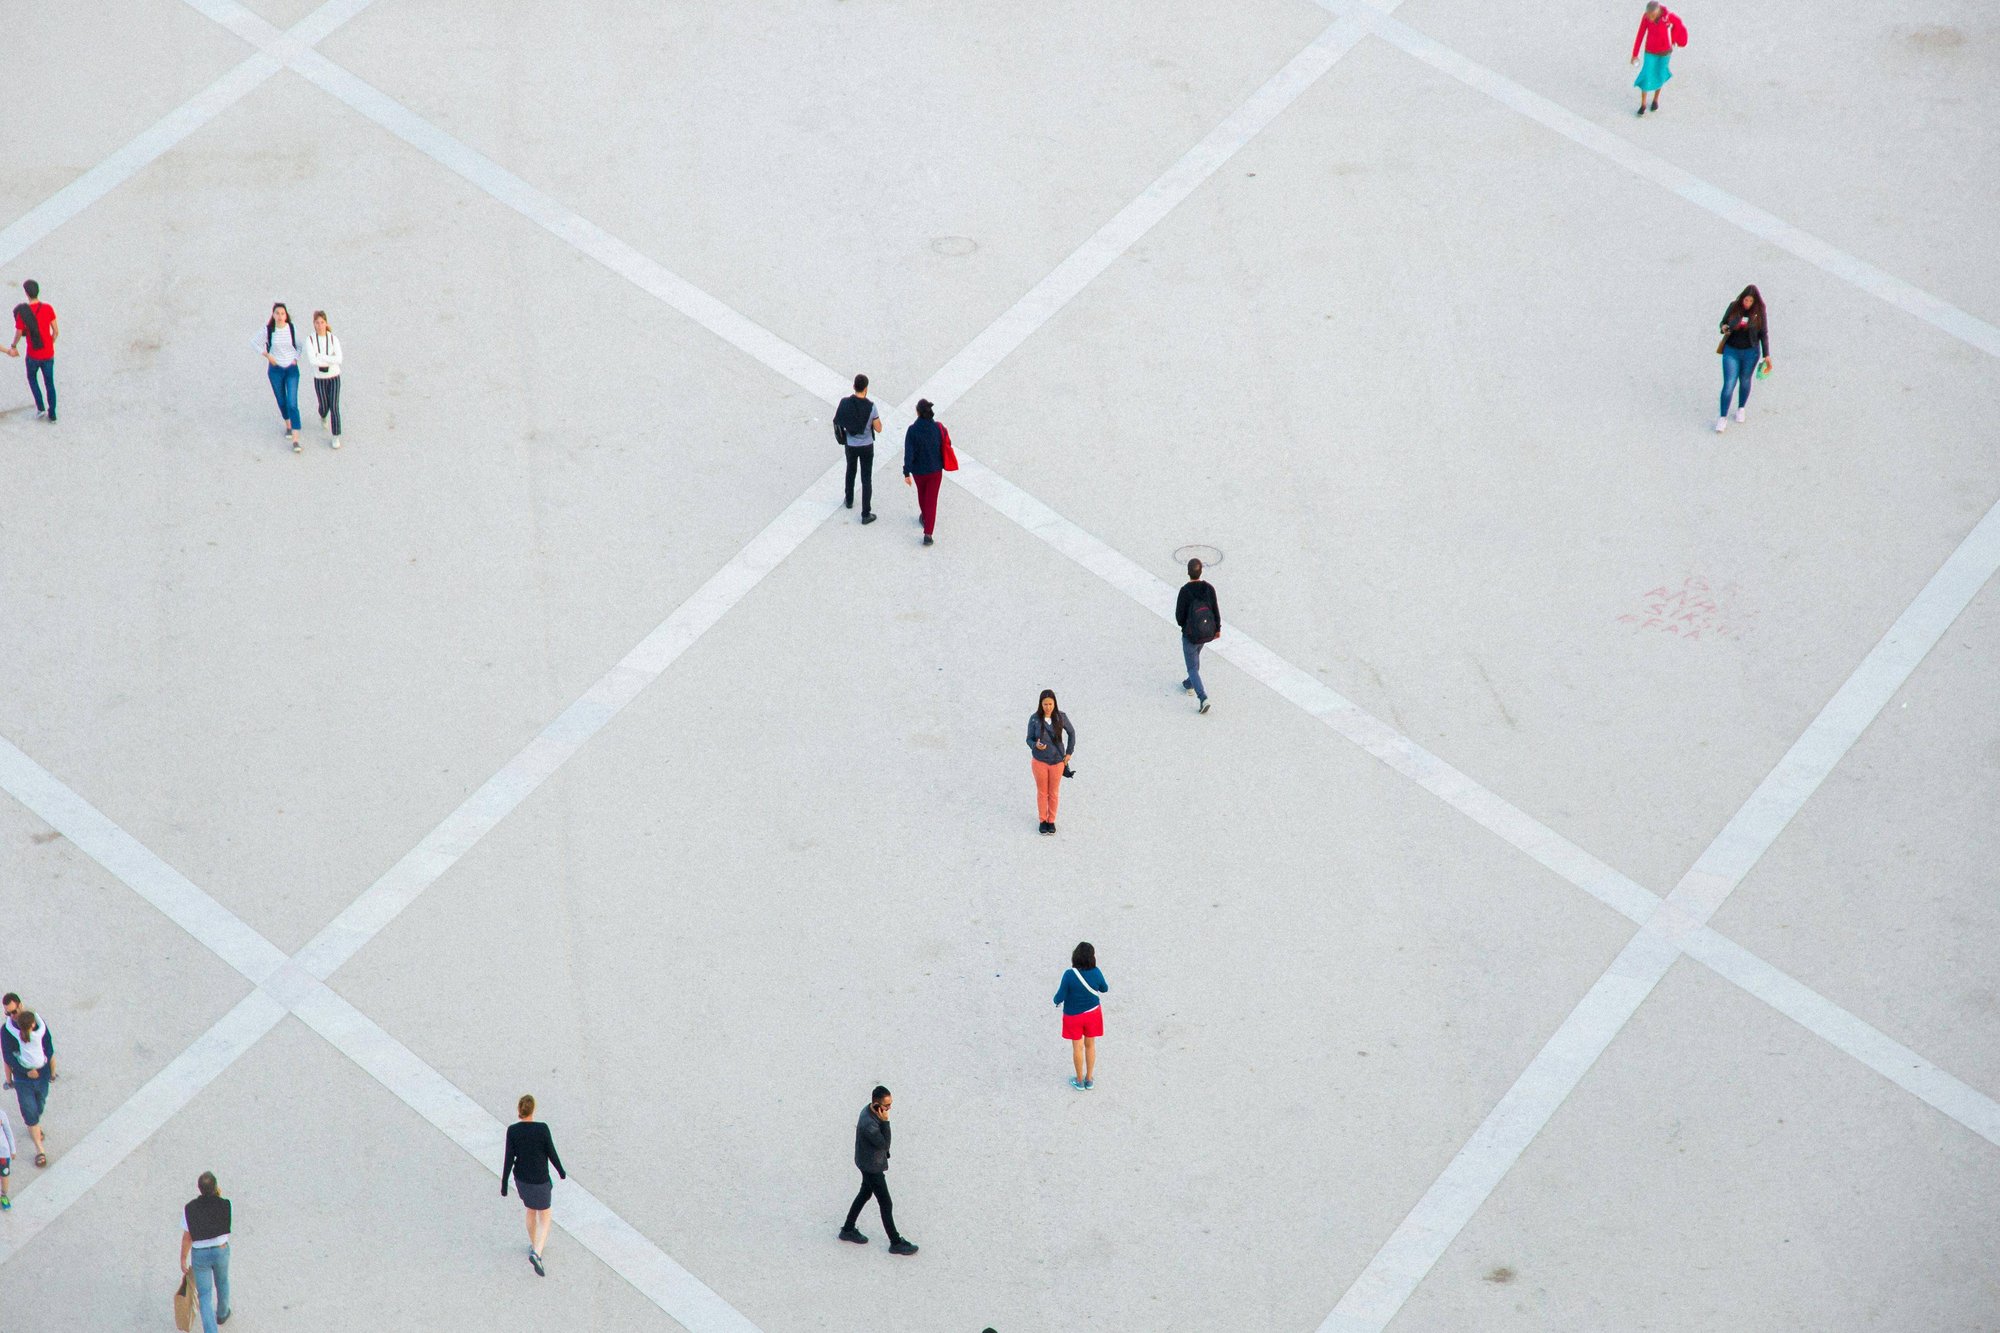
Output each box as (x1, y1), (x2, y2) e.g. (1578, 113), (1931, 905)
(1186, 594), (1218, 642)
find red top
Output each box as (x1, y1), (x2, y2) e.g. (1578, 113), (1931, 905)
(1632, 10), (1681, 59)
(14, 302), (55, 359)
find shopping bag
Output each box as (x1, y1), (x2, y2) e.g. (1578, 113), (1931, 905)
(940, 424), (959, 472)
(173, 1274), (197, 1331)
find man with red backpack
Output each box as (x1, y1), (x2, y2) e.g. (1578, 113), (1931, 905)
(1630, 2), (1688, 117)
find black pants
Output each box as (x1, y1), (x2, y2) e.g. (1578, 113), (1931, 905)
(314, 375), (342, 436)
(25, 358), (54, 418)
(843, 444), (874, 513)
(844, 1171), (899, 1239)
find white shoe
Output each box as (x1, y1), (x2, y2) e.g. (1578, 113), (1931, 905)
(331, 438), (342, 450)
(1733, 406), (1746, 423)
(1714, 417), (1728, 433)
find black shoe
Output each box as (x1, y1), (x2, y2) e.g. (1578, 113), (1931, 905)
(839, 1226), (869, 1244)
(844, 497), (854, 509)
(1048, 823), (1057, 834)
(529, 1251), (545, 1276)
(922, 535), (934, 546)
(889, 1238), (919, 1255)
(861, 512), (877, 524)
(1038, 821), (1051, 835)
(217, 1314), (231, 1326)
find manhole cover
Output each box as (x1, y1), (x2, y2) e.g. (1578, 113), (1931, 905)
(1173, 544), (1223, 568)
(930, 235), (979, 257)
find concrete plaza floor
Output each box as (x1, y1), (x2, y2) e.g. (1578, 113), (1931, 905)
(1, 0), (1997, 1329)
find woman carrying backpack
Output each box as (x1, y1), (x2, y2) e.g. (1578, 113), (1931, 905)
(260, 302), (303, 451)
(1176, 558), (1220, 714)
(1630, 2), (1686, 116)
(1027, 689), (1076, 835)
(1715, 285), (1771, 433)
(1053, 942), (1109, 1090)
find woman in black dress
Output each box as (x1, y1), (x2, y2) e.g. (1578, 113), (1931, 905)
(501, 1093), (566, 1275)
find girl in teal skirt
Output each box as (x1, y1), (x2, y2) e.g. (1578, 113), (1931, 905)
(1630, 3), (1686, 116)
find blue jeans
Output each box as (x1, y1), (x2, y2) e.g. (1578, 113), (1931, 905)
(192, 1243), (231, 1332)
(25, 357), (54, 418)
(12, 1072), (48, 1126)
(267, 363), (301, 431)
(1181, 637), (1207, 702)
(1719, 346), (1759, 417)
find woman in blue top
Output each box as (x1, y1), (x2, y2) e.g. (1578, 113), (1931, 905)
(1053, 942), (1109, 1090)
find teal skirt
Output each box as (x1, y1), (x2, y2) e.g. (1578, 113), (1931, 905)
(1635, 52), (1673, 92)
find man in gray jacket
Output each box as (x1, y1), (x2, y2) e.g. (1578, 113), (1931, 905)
(839, 1085), (917, 1254)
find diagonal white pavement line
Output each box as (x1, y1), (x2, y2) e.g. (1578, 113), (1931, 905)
(0, 747), (765, 1332)
(1321, 495), (2000, 1333)
(0, 0), (380, 267)
(1316, 0), (2000, 359)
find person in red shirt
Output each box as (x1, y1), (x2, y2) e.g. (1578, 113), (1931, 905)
(6, 280), (57, 422)
(1630, 3), (1686, 117)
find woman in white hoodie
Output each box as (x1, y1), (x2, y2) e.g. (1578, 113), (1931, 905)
(309, 310), (343, 447)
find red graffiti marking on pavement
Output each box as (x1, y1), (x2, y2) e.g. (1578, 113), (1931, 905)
(1618, 576), (1755, 642)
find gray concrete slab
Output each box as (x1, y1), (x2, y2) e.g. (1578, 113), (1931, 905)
(1393, 958), (2000, 1331)
(0, 1017), (677, 1330)
(0, 796), (251, 1163)
(317, 0), (1330, 393)
(948, 34), (2000, 894)
(333, 495), (1635, 1331)
(1390, 0), (2000, 325)
(1710, 577), (2000, 1102)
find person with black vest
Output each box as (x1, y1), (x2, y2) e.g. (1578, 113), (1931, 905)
(833, 373), (882, 523)
(839, 1085), (917, 1254)
(501, 1093), (566, 1275)
(1175, 558), (1221, 713)
(180, 1171), (233, 1332)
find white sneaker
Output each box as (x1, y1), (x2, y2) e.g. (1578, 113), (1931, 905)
(1714, 417), (1728, 433)
(1733, 406), (1746, 423)
(331, 438), (342, 450)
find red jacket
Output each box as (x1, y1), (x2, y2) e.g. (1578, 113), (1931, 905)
(1632, 10), (1686, 59)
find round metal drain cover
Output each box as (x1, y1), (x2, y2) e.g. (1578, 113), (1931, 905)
(1173, 544), (1223, 568)
(930, 236), (979, 257)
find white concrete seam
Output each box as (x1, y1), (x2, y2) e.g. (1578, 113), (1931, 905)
(1315, 0), (2000, 360)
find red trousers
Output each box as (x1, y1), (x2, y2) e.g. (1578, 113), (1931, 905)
(1033, 759), (1064, 821)
(912, 471), (941, 535)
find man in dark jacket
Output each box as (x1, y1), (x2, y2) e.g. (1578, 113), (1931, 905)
(1175, 557), (1220, 714)
(839, 1085), (917, 1254)
(833, 372), (882, 523)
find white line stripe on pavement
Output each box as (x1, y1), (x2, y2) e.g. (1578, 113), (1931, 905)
(1318, 0), (2000, 360)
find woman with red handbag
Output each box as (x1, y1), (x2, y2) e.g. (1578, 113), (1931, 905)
(902, 398), (953, 545)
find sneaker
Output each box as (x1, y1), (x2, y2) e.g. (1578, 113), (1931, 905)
(839, 1226), (869, 1244)
(1048, 823), (1057, 834)
(860, 512), (877, 525)
(1071, 1076), (1085, 1090)
(1733, 406), (1746, 423)
(34, 409), (45, 419)
(889, 1238), (919, 1256)
(0, 1195), (10, 1210)
(1039, 821), (1051, 835)
(292, 440), (302, 452)
(1714, 417), (1727, 433)
(1181, 680), (1194, 695)
(529, 1251), (545, 1276)
(1083, 1078), (1094, 1090)
(331, 438), (342, 450)
(1198, 699), (1211, 714)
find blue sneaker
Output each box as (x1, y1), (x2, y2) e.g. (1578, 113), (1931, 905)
(1083, 1078), (1094, 1090)
(1071, 1076), (1085, 1090)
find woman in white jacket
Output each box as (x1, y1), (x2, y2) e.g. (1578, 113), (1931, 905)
(309, 310), (343, 447)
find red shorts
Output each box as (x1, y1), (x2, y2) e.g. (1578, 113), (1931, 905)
(1062, 1007), (1104, 1040)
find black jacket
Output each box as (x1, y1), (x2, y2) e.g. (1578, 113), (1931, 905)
(854, 1106), (891, 1173)
(1176, 581), (1220, 642)
(903, 419), (945, 477)
(1027, 711), (1075, 764)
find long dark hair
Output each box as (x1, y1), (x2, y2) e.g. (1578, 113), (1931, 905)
(12, 303), (42, 354)
(1725, 284), (1765, 333)
(1037, 688), (1060, 731)
(266, 303), (295, 352)
(1071, 941), (1096, 971)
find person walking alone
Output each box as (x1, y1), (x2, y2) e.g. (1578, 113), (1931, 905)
(839, 1086), (917, 1254)
(1176, 558), (1221, 714)
(5, 280), (58, 421)
(902, 399), (946, 545)
(3, 1008), (53, 1166)
(1630, 2), (1686, 116)
(501, 1094), (566, 1276)
(308, 310), (343, 449)
(1053, 942), (1109, 1090)
(261, 303), (303, 451)
(834, 373), (882, 524)
(1714, 285), (1771, 433)
(1026, 689), (1075, 836)
(179, 1171), (233, 1333)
